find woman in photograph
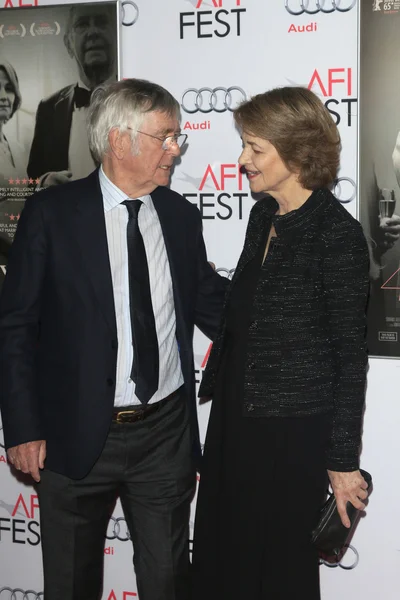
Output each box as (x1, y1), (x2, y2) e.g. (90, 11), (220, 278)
(191, 86), (370, 600)
(0, 59), (26, 184)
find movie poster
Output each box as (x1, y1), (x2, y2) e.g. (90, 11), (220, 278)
(359, 1), (400, 357)
(0, 1), (119, 289)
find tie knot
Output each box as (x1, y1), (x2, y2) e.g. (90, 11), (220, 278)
(123, 199), (142, 219)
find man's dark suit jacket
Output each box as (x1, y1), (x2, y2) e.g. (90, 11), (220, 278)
(27, 84), (76, 180)
(0, 170), (227, 479)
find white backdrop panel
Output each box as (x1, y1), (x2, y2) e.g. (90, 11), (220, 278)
(0, 1), (399, 599)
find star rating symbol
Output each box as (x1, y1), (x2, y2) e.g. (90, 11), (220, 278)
(35, 178), (40, 185)
(15, 178), (21, 185)
(8, 178), (14, 184)
(9, 214), (15, 221)
(22, 178), (28, 185)
(29, 178), (34, 185)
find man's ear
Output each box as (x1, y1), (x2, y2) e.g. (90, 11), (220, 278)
(108, 128), (126, 161)
(64, 33), (75, 59)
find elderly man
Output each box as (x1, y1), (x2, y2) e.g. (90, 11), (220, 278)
(0, 79), (227, 600)
(27, 3), (117, 185)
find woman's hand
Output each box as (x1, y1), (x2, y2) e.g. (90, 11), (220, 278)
(327, 470), (368, 528)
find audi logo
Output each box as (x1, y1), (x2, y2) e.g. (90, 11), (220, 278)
(333, 176), (356, 204)
(181, 87), (247, 114)
(320, 544), (359, 570)
(216, 267), (236, 280)
(0, 589), (44, 600)
(121, 0), (139, 26)
(285, 0), (357, 14)
(106, 516), (131, 541)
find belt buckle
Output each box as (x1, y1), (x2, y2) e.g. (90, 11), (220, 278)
(115, 409), (137, 424)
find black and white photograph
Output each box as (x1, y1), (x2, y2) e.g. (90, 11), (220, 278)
(360, 2), (400, 358)
(0, 1), (118, 256)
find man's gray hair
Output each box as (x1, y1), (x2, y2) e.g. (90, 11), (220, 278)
(87, 79), (180, 163)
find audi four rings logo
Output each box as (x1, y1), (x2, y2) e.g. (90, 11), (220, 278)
(121, 0), (139, 26)
(0, 589), (43, 600)
(106, 516), (131, 541)
(216, 267), (236, 280)
(320, 544), (359, 570)
(285, 0), (357, 14)
(181, 87), (247, 114)
(333, 176), (356, 204)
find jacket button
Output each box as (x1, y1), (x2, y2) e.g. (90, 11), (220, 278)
(248, 362), (256, 370)
(107, 378), (114, 387)
(111, 339), (117, 350)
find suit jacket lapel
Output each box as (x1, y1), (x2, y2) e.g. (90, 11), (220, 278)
(231, 197), (275, 285)
(54, 85), (74, 170)
(73, 170), (117, 336)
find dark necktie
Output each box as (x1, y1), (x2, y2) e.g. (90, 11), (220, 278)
(74, 85), (92, 109)
(122, 200), (159, 404)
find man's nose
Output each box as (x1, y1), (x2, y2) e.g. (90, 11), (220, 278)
(86, 18), (103, 34)
(169, 144), (181, 158)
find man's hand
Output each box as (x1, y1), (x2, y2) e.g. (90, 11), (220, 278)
(41, 170), (73, 188)
(379, 214), (400, 251)
(327, 469), (368, 528)
(7, 440), (47, 482)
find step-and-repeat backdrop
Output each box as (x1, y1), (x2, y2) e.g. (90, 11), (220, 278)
(0, 1), (399, 599)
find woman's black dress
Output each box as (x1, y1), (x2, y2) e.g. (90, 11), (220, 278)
(191, 235), (331, 600)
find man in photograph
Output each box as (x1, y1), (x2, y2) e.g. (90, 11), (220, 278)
(27, 3), (117, 186)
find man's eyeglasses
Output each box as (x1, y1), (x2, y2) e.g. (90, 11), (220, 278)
(127, 128), (188, 151)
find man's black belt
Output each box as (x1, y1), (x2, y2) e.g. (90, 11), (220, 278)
(112, 388), (180, 424)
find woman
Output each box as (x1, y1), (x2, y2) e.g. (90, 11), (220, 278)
(191, 87), (370, 600)
(0, 59), (25, 184)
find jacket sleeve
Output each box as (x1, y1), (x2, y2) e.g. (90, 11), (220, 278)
(193, 210), (229, 340)
(0, 196), (47, 449)
(322, 220), (370, 472)
(27, 100), (48, 180)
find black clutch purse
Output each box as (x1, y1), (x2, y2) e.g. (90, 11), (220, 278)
(311, 469), (372, 556)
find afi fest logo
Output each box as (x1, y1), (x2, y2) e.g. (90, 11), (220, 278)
(180, 0), (246, 39)
(194, 343), (213, 388)
(307, 66), (356, 128)
(181, 163), (249, 220)
(1, 0), (39, 7)
(104, 592), (137, 600)
(285, 0), (357, 15)
(0, 493), (41, 546)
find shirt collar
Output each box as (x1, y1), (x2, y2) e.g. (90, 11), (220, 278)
(257, 188), (334, 243)
(99, 166), (152, 213)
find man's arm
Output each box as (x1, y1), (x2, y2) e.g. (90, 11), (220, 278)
(193, 215), (228, 341)
(0, 196), (47, 476)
